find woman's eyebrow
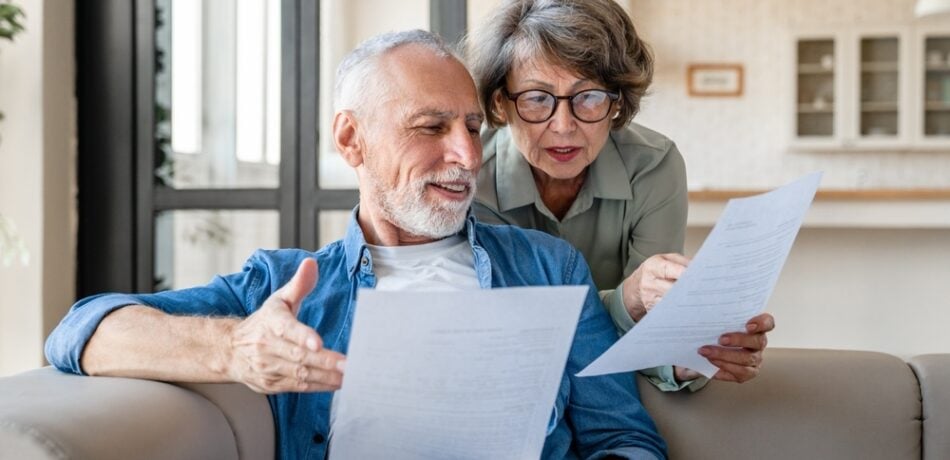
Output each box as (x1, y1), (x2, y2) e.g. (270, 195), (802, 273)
(513, 78), (594, 91)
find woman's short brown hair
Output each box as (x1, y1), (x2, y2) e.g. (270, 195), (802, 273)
(465, 0), (654, 130)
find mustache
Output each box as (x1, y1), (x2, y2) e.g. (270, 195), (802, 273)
(421, 168), (477, 187)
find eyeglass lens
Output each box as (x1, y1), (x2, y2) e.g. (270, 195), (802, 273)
(515, 89), (614, 123)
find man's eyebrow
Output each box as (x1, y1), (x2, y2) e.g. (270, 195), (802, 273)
(407, 110), (456, 122)
(407, 110), (484, 125)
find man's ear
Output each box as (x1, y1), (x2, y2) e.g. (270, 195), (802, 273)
(491, 90), (509, 124)
(333, 110), (364, 167)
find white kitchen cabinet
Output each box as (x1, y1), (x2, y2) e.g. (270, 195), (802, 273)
(793, 27), (950, 151)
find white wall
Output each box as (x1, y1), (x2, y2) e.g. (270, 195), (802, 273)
(626, 0), (950, 357)
(630, 0), (950, 189)
(0, 0), (76, 376)
(686, 227), (950, 358)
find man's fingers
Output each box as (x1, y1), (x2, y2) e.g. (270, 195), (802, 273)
(271, 316), (322, 352)
(240, 350), (345, 394)
(300, 348), (347, 373)
(279, 258), (319, 313)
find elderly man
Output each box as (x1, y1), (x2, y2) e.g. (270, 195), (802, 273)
(45, 30), (667, 459)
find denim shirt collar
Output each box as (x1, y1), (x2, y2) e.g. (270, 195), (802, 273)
(495, 129), (633, 213)
(342, 207), (371, 280)
(342, 206), (492, 287)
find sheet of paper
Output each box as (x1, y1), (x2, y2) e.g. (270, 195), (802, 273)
(579, 172), (822, 378)
(329, 286), (587, 460)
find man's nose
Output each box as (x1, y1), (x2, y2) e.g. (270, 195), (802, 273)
(446, 127), (481, 171)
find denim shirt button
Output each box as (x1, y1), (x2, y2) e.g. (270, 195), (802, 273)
(312, 432), (325, 444)
(360, 257), (369, 266)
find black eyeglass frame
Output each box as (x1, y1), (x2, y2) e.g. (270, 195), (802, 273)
(502, 88), (621, 124)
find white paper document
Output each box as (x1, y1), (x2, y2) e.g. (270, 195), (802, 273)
(329, 286), (588, 460)
(578, 172), (822, 378)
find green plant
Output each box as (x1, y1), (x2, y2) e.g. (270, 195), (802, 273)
(0, 1), (25, 123)
(0, 0), (27, 266)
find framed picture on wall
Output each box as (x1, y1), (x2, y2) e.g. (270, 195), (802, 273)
(687, 63), (744, 97)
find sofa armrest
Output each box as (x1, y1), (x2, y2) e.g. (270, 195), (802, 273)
(0, 367), (273, 460)
(910, 354), (950, 460)
(637, 348), (922, 460)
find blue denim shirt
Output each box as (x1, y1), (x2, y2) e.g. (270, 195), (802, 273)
(46, 212), (667, 460)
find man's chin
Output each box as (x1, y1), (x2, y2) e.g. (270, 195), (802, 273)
(400, 207), (469, 239)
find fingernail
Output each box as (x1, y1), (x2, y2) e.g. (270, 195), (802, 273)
(699, 347), (712, 357)
(306, 338), (318, 351)
(747, 323), (758, 332)
(336, 359), (346, 372)
(719, 336), (731, 346)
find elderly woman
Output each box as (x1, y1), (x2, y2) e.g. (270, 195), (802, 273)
(467, 0), (773, 390)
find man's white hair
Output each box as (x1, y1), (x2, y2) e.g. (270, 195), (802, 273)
(334, 29), (459, 115)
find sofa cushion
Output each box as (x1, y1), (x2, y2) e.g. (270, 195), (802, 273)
(638, 348), (922, 459)
(0, 368), (241, 460)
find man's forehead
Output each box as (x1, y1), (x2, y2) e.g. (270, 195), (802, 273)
(371, 47), (482, 122)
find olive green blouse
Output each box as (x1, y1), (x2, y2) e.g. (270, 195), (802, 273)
(475, 123), (699, 391)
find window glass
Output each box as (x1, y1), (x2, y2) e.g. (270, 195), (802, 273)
(155, 210), (279, 290)
(155, 0), (282, 189)
(317, 0), (429, 189)
(319, 210), (352, 248)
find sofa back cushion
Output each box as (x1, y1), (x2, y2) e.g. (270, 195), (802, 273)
(638, 348), (921, 460)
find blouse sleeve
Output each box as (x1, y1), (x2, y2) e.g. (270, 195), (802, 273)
(602, 140), (688, 333)
(600, 141), (707, 393)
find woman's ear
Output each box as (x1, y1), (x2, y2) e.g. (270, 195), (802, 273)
(491, 90), (509, 124)
(332, 110), (363, 167)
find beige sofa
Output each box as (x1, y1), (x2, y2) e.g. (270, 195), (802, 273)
(1, 348), (948, 459)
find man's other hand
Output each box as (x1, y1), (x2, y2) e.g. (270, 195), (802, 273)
(227, 258), (346, 394)
(674, 313), (775, 384)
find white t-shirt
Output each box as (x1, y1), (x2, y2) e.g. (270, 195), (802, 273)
(366, 235), (479, 291)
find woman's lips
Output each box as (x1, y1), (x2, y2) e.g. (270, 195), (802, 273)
(545, 147), (581, 163)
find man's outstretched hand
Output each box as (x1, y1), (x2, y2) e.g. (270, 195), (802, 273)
(227, 258), (346, 394)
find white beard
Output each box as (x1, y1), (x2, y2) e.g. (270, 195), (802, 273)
(363, 166), (476, 239)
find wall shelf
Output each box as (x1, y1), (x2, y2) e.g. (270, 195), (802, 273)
(688, 189), (950, 228)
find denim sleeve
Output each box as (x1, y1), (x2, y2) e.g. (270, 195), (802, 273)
(44, 253), (272, 375)
(564, 251), (668, 460)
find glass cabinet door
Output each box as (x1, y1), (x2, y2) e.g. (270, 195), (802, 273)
(923, 35), (950, 138)
(859, 36), (901, 138)
(796, 39), (836, 138)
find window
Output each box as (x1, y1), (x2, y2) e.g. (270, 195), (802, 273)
(76, 0), (468, 294)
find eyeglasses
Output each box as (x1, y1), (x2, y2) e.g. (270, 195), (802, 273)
(502, 88), (620, 123)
